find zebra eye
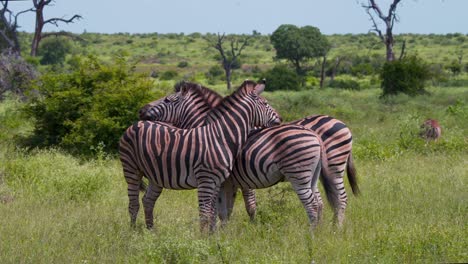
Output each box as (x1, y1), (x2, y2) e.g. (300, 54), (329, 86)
(164, 98), (171, 103)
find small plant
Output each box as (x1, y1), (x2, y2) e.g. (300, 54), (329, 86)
(177, 61), (189, 68)
(160, 70), (178, 80)
(327, 78), (361, 90)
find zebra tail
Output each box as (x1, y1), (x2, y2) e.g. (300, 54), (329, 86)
(318, 138), (341, 212)
(346, 151), (360, 196)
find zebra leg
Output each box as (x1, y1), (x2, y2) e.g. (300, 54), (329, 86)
(333, 174), (348, 227)
(142, 183), (163, 229)
(314, 187), (324, 222)
(311, 158), (323, 222)
(288, 174), (319, 228)
(241, 188), (257, 221)
(123, 167), (142, 227)
(217, 178), (237, 224)
(197, 180), (218, 233)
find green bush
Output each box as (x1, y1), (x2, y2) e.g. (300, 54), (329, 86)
(380, 55), (431, 97)
(160, 70), (178, 80)
(38, 37), (72, 65)
(25, 55), (158, 155)
(177, 61), (189, 68)
(263, 64), (301, 91)
(327, 78), (361, 90)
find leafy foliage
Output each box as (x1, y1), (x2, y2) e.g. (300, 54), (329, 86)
(263, 64), (301, 91)
(38, 37), (72, 65)
(327, 78), (361, 90)
(380, 55), (432, 97)
(270, 24), (330, 76)
(25, 55), (158, 155)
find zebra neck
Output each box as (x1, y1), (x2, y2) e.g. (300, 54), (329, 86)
(178, 104), (211, 129)
(207, 98), (253, 155)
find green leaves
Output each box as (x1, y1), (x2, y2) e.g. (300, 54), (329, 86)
(25, 55), (159, 155)
(270, 24), (330, 75)
(380, 55), (431, 97)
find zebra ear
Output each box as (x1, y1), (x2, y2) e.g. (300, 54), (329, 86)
(253, 80), (266, 95)
(179, 84), (191, 96)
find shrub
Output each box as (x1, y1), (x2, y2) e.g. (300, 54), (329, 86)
(160, 70), (178, 80)
(25, 55), (159, 155)
(177, 61), (189, 68)
(205, 65), (224, 84)
(327, 78), (361, 90)
(263, 64), (301, 91)
(0, 49), (37, 99)
(446, 60), (462, 75)
(380, 55), (431, 97)
(38, 37), (72, 65)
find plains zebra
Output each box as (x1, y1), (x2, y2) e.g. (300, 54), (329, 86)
(140, 82), (359, 225)
(229, 124), (332, 226)
(420, 119), (441, 141)
(140, 82), (335, 226)
(119, 80), (281, 232)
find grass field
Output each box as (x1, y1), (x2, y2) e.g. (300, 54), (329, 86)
(0, 86), (467, 263)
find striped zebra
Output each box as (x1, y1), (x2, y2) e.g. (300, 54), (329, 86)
(140, 82), (335, 226)
(229, 124), (332, 226)
(420, 119), (441, 141)
(139, 81), (353, 225)
(119, 80), (281, 232)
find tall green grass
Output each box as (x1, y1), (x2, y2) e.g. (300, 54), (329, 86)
(0, 87), (467, 263)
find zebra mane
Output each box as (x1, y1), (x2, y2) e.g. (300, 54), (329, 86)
(204, 80), (258, 124)
(174, 81), (223, 104)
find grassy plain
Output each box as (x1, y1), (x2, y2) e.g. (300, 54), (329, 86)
(1, 85), (467, 263)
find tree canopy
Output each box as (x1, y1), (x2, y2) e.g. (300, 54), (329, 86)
(270, 24), (330, 76)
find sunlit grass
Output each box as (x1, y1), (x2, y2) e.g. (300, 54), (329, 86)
(0, 86), (467, 263)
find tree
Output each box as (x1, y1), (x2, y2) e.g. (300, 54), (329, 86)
(270, 24), (330, 86)
(0, 47), (37, 99)
(38, 36), (71, 65)
(208, 33), (249, 90)
(362, 0), (402, 61)
(0, 0), (31, 54)
(30, 0), (82, 56)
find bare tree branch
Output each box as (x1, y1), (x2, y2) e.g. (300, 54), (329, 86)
(362, 0), (402, 61)
(29, 0), (82, 56)
(44, 14), (82, 27)
(210, 33), (250, 89)
(41, 30), (85, 42)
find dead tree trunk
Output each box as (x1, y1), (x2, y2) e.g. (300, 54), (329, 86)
(211, 33), (249, 90)
(0, 0), (32, 55)
(363, 0), (402, 62)
(30, 0), (81, 56)
(319, 55), (327, 88)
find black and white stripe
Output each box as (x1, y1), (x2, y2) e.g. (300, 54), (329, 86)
(120, 80), (281, 231)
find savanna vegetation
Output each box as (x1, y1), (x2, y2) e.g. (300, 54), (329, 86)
(0, 29), (467, 263)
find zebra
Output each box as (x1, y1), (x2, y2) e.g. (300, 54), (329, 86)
(420, 119), (441, 141)
(140, 82), (334, 226)
(119, 80), (281, 232)
(140, 82), (358, 224)
(229, 124), (332, 226)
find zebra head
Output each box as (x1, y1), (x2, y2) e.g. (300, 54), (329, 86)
(138, 93), (181, 123)
(239, 79), (282, 128)
(138, 81), (213, 128)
